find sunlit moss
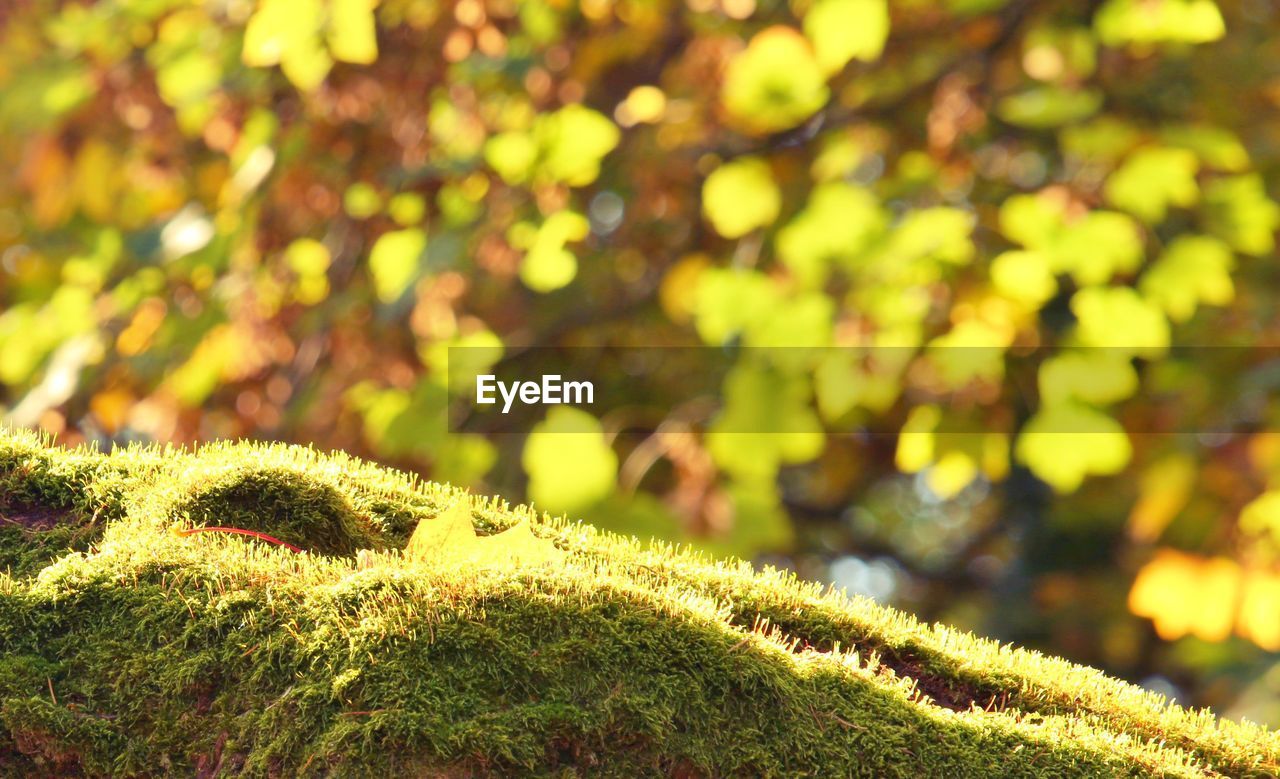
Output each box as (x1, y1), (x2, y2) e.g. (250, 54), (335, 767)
(0, 429), (1276, 776)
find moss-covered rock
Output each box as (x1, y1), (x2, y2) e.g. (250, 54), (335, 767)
(0, 429), (1276, 777)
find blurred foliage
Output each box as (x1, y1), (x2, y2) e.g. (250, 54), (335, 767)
(3, 0), (1280, 724)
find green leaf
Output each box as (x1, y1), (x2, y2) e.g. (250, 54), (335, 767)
(1060, 117), (1142, 163)
(1160, 125), (1249, 172)
(927, 320), (1011, 387)
(1039, 351), (1139, 407)
(815, 351), (903, 420)
(743, 291), (835, 352)
(485, 107), (619, 187)
(1016, 404), (1132, 493)
(1071, 286), (1170, 358)
(706, 479), (796, 557)
(722, 27), (829, 134)
(776, 183), (884, 287)
(368, 228), (426, 303)
(523, 407), (617, 513)
(1095, 0), (1225, 47)
(882, 207), (976, 266)
(999, 195), (1143, 285)
(996, 86), (1102, 129)
(706, 363), (824, 481)
(803, 0), (889, 74)
(517, 211), (589, 293)
(432, 435), (498, 486)
(1021, 26), (1097, 83)
(347, 380), (448, 457)
(424, 329), (505, 391)
(1140, 235), (1234, 322)
(1050, 210), (1143, 285)
(702, 157), (781, 239)
(534, 105), (620, 186)
(693, 269), (779, 345)
(1203, 175), (1280, 256)
(0, 61), (94, 133)
(1105, 147), (1199, 223)
(999, 194), (1065, 248)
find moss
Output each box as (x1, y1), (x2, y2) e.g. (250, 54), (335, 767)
(0, 429), (1276, 777)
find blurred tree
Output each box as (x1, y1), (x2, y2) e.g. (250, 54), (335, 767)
(3, 0), (1280, 723)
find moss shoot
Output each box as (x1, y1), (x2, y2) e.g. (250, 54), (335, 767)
(0, 429), (1276, 777)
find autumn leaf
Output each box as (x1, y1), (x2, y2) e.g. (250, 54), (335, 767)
(405, 500), (564, 568)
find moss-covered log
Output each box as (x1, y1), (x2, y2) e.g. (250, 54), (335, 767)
(0, 429), (1276, 777)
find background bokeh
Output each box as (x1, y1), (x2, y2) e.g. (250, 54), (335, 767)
(4, 0), (1280, 725)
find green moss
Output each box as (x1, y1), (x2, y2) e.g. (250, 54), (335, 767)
(0, 428), (1276, 777)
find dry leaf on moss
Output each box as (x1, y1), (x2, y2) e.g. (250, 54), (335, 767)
(404, 500), (563, 568)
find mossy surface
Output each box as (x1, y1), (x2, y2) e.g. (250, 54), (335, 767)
(0, 429), (1276, 777)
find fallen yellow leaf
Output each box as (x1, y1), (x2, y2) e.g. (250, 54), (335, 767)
(405, 500), (564, 569)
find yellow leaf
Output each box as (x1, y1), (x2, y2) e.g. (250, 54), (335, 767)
(926, 450), (978, 500)
(1239, 491), (1280, 545)
(1071, 286), (1169, 359)
(328, 0), (379, 64)
(1140, 235), (1234, 322)
(1238, 570), (1280, 651)
(702, 157), (780, 239)
(523, 407), (617, 512)
(1016, 404), (1131, 493)
(659, 254), (710, 324)
(242, 0), (332, 90)
(90, 389), (135, 435)
(1131, 550), (1280, 651)
(1128, 549), (1240, 643)
(722, 27), (829, 134)
(776, 183), (884, 288)
(533, 105), (620, 186)
(926, 319), (1012, 388)
(1127, 454), (1195, 543)
(243, 0), (322, 66)
(804, 0), (889, 74)
(281, 42), (333, 92)
(518, 211), (589, 293)
(405, 500), (564, 568)
(896, 405), (940, 473)
(1105, 146), (1199, 223)
(1095, 0), (1225, 47)
(368, 228), (426, 302)
(990, 250), (1057, 308)
(1050, 211), (1143, 285)
(286, 238), (331, 277)
(1038, 350), (1138, 407)
(1247, 432), (1280, 477)
(484, 131), (538, 185)
(405, 500), (478, 562)
(895, 406), (1007, 499)
(73, 139), (120, 222)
